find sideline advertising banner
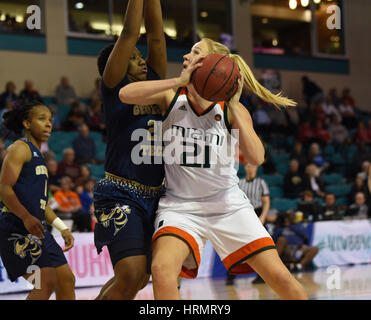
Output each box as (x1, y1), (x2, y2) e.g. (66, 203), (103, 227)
(1, 233), (216, 294)
(312, 220), (371, 267)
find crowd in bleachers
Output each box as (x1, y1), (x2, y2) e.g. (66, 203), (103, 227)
(0, 74), (370, 233)
(240, 75), (371, 224)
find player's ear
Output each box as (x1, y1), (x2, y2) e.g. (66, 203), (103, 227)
(23, 119), (31, 130)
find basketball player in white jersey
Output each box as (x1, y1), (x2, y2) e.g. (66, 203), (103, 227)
(119, 38), (308, 300)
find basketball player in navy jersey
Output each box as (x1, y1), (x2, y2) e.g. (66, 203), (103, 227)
(93, 0), (166, 300)
(0, 102), (75, 300)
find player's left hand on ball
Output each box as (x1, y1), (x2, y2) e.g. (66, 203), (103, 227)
(61, 229), (75, 252)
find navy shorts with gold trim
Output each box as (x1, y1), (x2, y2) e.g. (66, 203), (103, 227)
(93, 172), (164, 270)
(0, 213), (68, 282)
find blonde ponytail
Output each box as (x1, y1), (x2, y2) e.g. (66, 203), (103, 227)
(201, 38), (297, 109)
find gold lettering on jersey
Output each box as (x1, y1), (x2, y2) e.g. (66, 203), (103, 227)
(35, 165), (48, 177)
(141, 145), (163, 157)
(133, 104), (161, 116)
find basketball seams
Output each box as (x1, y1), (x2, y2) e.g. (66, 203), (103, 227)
(207, 59), (236, 101)
(201, 55), (227, 99)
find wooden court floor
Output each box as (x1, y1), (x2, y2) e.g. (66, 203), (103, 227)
(1, 264), (371, 300)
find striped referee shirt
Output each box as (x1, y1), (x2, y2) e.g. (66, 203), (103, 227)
(239, 177), (270, 209)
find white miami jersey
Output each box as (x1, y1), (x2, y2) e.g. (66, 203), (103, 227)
(162, 87), (239, 199)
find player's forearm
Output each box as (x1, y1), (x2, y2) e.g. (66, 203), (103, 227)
(45, 205), (58, 225)
(145, 0), (164, 37)
(120, 0), (144, 39)
(119, 78), (178, 105)
(0, 185), (32, 221)
(230, 105), (265, 166)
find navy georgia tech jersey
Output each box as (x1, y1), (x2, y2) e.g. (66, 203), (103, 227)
(101, 65), (164, 187)
(1, 138), (49, 221)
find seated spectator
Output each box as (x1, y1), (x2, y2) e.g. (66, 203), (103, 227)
(312, 102), (327, 124)
(19, 80), (43, 105)
(357, 161), (370, 183)
(350, 143), (371, 177)
(57, 148), (81, 182)
(260, 138), (276, 175)
(0, 100), (15, 125)
(72, 123), (100, 164)
(53, 176), (91, 232)
(345, 192), (370, 219)
(273, 211), (319, 272)
(46, 159), (62, 193)
(90, 78), (102, 105)
(0, 81), (18, 109)
(87, 99), (105, 133)
(284, 159), (305, 199)
(252, 101), (271, 135)
(321, 98), (341, 125)
(74, 165), (92, 188)
(307, 143), (327, 170)
(49, 105), (61, 130)
(313, 119), (330, 145)
(354, 121), (370, 144)
(297, 119), (315, 145)
(297, 190), (323, 222)
(328, 114), (349, 147)
(77, 178), (96, 228)
(56, 76), (78, 105)
(53, 176), (81, 219)
(339, 98), (358, 129)
(303, 164), (326, 198)
(348, 175), (369, 206)
(62, 101), (87, 131)
(328, 88), (341, 107)
(290, 141), (307, 172)
(341, 88), (355, 107)
(321, 193), (342, 221)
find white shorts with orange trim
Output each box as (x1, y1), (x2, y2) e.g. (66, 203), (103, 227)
(152, 185), (276, 278)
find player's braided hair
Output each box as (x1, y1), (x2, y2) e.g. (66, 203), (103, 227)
(3, 101), (44, 135)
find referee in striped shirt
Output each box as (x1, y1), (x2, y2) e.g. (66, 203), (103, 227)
(239, 163), (271, 225)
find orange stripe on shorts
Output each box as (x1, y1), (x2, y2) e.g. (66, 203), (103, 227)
(223, 237), (276, 275)
(152, 226), (201, 279)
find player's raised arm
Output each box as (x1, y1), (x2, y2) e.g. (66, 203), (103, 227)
(0, 142), (45, 238)
(103, 0), (144, 88)
(145, 0), (167, 79)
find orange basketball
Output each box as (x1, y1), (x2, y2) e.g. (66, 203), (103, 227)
(191, 53), (241, 102)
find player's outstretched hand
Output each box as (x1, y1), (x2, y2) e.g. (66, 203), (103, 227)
(61, 229), (75, 252)
(23, 215), (46, 239)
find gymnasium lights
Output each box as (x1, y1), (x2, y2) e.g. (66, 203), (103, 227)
(289, 0), (327, 9)
(289, 0), (297, 10)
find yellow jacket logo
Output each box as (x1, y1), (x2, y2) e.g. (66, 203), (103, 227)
(8, 234), (43, 264)
(99, 205), (131, 235)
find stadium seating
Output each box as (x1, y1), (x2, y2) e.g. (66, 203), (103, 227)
(325, 184), (352, 197)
